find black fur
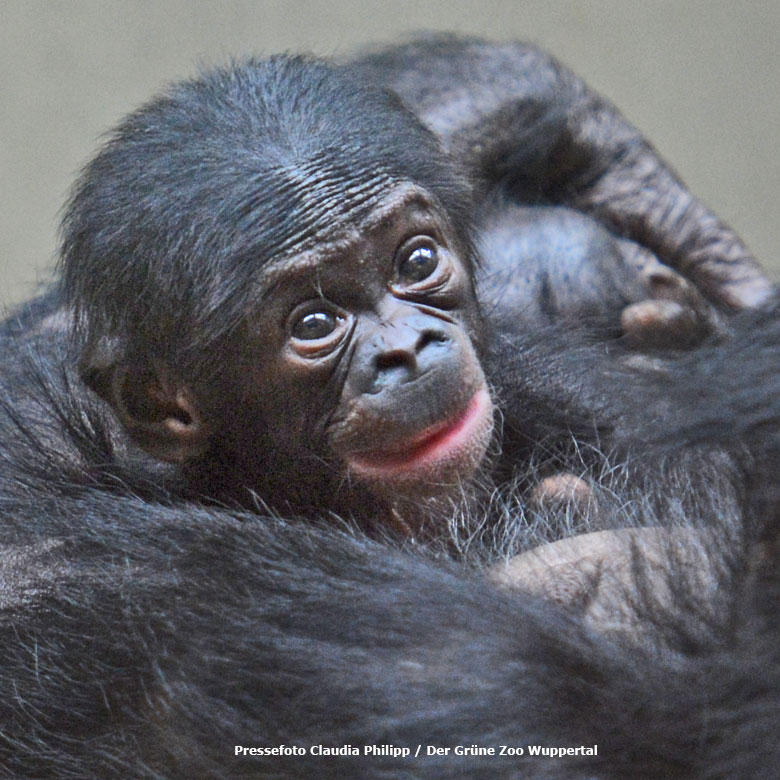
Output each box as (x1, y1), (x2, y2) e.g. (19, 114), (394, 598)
(1, 36), (779, 779)
(2, 299), (780, 778)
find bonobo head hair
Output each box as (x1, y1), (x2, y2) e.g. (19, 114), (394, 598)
(59, 56), (475, 378)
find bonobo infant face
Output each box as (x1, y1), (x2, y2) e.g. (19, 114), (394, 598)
(241, 185), (494, 500)
(63, 56), (491, 513)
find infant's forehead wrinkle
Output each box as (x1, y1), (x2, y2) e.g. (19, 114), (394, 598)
(257, 184), (438, 293)
(259, 153), (399, 248)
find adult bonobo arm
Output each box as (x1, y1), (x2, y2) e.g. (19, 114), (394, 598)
(350, 36), (773, 311)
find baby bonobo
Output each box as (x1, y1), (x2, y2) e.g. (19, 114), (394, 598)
(64, 64), (495, 522)
(61, 47), (760, 530)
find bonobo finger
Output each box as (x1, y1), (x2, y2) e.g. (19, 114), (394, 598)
(677, 247), (774, 311)
(621, 263), (720, 349)
(622, 300), (708, 350)
(529, 472), (594, 518)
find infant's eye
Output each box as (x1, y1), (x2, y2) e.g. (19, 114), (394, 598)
(398, 243), (438, 283)
(292, 310), (339, 340)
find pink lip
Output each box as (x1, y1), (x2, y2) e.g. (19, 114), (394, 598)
(348, 389), (491, 476)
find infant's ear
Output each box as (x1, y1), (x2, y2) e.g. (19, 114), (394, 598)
(80, 345), (211, 463)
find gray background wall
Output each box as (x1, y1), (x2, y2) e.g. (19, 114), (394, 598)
(2, 0), (779, 308)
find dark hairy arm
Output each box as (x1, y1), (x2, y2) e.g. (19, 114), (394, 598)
(351, 35), (772, 310)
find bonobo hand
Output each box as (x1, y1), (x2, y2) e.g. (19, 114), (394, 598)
(476, 203), (728, 351)
(491, 527), (718, 639)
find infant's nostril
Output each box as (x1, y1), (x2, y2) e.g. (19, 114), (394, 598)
(375, 349), (415, 372)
